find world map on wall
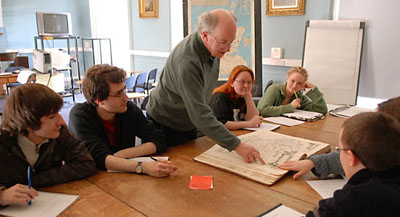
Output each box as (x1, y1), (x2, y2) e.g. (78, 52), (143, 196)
(189, 0), (254, 80)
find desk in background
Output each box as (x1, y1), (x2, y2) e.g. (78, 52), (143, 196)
(41, 115), (344, 216)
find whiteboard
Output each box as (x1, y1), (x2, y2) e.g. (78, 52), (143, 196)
(302, 20), (365, 105)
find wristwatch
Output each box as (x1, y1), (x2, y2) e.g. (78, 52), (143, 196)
(135, 162), (142, 174)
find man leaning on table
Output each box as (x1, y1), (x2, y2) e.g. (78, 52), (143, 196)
(146, 9), (265, 164)
(69, 64), (177, 177)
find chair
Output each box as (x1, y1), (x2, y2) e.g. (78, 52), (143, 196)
(145, 68), (157, 94)
(134, 72), (147, 93)
(124, 74), (137, 92)
(264, 80), (273, 93)
(5, 66), (25, 94)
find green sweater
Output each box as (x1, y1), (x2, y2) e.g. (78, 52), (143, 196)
(257, 83), (328, 117)
(146, 32), (240, 151)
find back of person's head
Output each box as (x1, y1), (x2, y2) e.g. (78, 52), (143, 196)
(1, 83), (63, 136)
(378, 96), (400, 123)
(341, 112), (400, 172)
(83, 64), (126, 106)
(213, 64), (254, 100)
(198, 9), (236, 33)
(287, 66), (308, 81)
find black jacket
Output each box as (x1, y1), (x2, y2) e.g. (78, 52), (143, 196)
(68, 101), (167, 170)
(306, 166), (400, 217)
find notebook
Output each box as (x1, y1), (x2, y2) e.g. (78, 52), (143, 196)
(0, 191), (79, 217)
(282, 109), (324, 122)
(329, 106), (373, 118)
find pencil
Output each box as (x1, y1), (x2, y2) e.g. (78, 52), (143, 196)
(293, 90), (299, 99)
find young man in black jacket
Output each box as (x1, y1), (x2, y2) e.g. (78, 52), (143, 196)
(69, 64), (177, 177)
(306, 112), (400, 217)
(0, 84), (96, 207)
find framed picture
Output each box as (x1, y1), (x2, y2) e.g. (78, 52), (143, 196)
(139, 0), (159, 18)
(266, 0), (305, 16)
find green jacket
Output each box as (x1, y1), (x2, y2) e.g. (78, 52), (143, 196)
(146, 32), (240, 151)
(257, 83), (328, 117)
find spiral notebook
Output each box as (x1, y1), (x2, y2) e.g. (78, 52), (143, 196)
(282, 109), (324, 122)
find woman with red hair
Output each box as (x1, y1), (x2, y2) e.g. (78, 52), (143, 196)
(209, 65), (263, 130)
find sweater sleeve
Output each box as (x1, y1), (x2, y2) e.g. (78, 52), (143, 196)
(31, 127), (97, 187)
(309, 151), (344, 179)
(68, 104), (112, 170)
(129, 103), (167, 154)
(257, 85), (295, 117)
(209, 92), (233, 124)
(176, 63), (240, 151)
(301, 87), (328, 114)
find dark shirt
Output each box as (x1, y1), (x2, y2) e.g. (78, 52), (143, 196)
(209, 92), (246, 124)
(68, 101), (167, 170)
(306, 166), (400, 217)
(0, 126), (97, 189)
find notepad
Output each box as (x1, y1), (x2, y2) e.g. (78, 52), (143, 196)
(244, 122), (280, 131)
(306, 179), (347, 199)
(330, 106), (373, 118)
(0, 191), (79, 217)
(107, 156), (169, 172)
(282, 109), (324, 122)
(257, 203), (304, 217)
(264, 117), (304, 127)
(189, 175), (213, 190)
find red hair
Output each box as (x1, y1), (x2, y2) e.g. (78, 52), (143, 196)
(213, 65), (255, 102)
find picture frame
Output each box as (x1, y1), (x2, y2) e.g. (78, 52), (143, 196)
(139, 0), (159, 18)
(266, 0), (305, 16)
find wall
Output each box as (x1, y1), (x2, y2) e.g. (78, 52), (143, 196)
(0, 0), (90, 51)
(261, 0), (334, 89)
(339, 0), (400, 99)
(130, 0), (171, 74)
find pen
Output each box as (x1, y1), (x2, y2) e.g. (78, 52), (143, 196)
(27, 166), (32, 205)
(257, 203), (282, 216)
(150, 157), (158, 162)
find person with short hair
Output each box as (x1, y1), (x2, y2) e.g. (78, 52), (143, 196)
(69, 64), (177, 177)
(306, 112), (400, 216)
(146, 9), (265, 164)
(0, 83), (97, 207)
(257, 66), (328, 117)
(278, 96), (400, 179)
(209, 65), (263, 130)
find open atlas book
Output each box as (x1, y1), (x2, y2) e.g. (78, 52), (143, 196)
(194, 131), (330, 185)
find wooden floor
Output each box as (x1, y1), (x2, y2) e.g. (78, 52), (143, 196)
(40, 115), (345, 217)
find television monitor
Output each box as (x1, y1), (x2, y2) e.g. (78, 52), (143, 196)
(36, 12), (72, 37)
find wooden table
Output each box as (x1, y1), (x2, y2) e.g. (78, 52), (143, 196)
(41, 115), (345, 216)
(0, 73), (18, 95)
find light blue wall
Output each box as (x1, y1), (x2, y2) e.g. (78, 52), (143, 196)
(130, 0), (171, 75)
(261, 0), (334, 89)
(0, 0), (91, 51)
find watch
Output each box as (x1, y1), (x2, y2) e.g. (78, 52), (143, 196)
(135, 161), (142, 174)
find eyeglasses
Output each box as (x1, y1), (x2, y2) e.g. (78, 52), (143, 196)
(207, 32), (238, 48)
(108, 89), (127, 98)
(334, 146), (351, 152)
(234, 80), (252, 86)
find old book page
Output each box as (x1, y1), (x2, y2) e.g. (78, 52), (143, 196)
(194, 131), (330, 185)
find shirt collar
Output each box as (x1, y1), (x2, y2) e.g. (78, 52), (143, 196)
(194, 32), (214, 66)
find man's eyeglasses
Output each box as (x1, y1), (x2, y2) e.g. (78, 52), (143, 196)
(334, 146), (351, 152)
(108, 89), (127, 98)
(235, 80), (252, 86)
(208, 32), (238, 48)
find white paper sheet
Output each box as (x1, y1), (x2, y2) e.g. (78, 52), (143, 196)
(0, 191), (79, 217)
(244, 122), (280, 131)
(107, 156), (169, 172)
(260, 204), (304, 217)
(306, 179), (347, 199)
(264, 117), (304, 126)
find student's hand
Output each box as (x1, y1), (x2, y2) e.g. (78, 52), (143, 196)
(247, 116), (263, 128)
(142, 160), (178, 177)
(303, 81), (316, 91)
(235, 142), (266, 165)
(290, 98), (301, 109)
(278, 160), (314, 179)
(243, 91), (253, 99)
(0, 184), (38, 206)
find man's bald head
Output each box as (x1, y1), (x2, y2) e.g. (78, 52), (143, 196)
(198, 9), (236, 33)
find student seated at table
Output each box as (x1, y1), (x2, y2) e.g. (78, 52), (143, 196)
(68, 64), (177, 177)
(0, 83), (97, 207)
(257, 66), (328, 117)
(305, 112), (400, 216)
(278, 96), (400, 179)
(209, 65), (263, 130)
